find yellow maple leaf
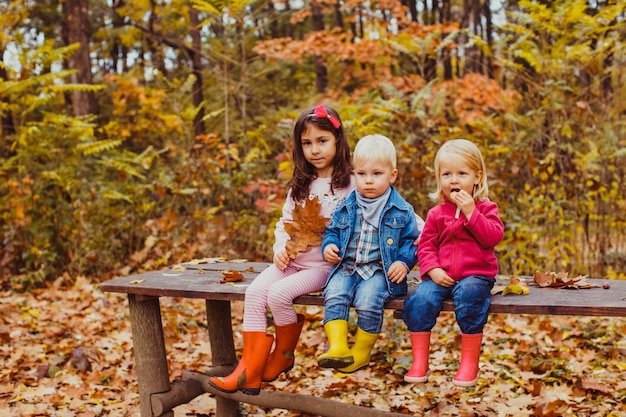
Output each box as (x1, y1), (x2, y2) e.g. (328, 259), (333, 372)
(284, 196), (329, 259)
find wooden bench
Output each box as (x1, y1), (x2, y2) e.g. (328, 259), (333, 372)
(99, 261), (626, 417)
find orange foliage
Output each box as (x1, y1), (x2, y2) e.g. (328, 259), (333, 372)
(435, 73), (521, 125)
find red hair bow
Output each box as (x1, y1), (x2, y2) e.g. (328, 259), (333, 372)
(314, 105), (341, 129)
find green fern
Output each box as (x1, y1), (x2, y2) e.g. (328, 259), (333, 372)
(49, 84), (106, 93)
(102, 189), (134, 204)
(192, 0), (253, 19)
(429, 88), (448, 119)
(76, 139), (124, 156)
(133, 145), (168, 169)
(190, 0), (223, 15)
(98, 158), (146, 180)
(514, 47), (543, 73)
(410, 80), (436, 123)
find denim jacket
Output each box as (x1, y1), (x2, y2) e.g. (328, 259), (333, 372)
(322, 187), (422, 296)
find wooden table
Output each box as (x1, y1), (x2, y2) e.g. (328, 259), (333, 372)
(99, 261), (626, 417)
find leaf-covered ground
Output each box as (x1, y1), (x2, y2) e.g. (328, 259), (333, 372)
(1, 276), (625, 417)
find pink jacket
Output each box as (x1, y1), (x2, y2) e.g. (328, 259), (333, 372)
(417, 198), (504, 281)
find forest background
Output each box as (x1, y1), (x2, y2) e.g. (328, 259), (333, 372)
(1, 0), (626, 287)
(1, 0), (625, 416)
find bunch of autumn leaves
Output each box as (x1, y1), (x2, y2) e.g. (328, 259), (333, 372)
(495, 270), (602, 296)
(219, 197), (327, 282)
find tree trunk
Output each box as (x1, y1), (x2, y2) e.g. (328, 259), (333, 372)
(406, 0), (418, 22)
(333, 2), (343, 28)
(458, 0), (471, 76)
(63, 0), (97, 116)
(267, 0), (278, 38)
(311, 0), (328, 93)
(111, 0), (129, 74)
(238, 21), (249, 154)
(441, 0), (453, 80)
(0, 53), (16, 139)
(285, 1), (294, 38)
(148, 0), (166, 75)
(483, 0), (494, 77)
(472, 0), (483, 74)
(189, 5), (205, 138)
(424, 0), (438, 80)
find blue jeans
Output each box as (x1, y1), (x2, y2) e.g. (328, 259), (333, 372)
(323, 266), (391, 334)
(402, 276), (494, 334)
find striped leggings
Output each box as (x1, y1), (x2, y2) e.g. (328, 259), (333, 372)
(243, 264), (329, 332)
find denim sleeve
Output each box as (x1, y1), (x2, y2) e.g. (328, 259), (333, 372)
(321, 207), (343, 255)
(396, 208), (420, 270)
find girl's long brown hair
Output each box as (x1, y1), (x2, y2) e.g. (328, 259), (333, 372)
(288, 105), (352, 202)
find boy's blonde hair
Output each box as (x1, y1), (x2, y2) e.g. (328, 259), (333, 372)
(353, 134), (397, 168)
(430, 139), (489, 202)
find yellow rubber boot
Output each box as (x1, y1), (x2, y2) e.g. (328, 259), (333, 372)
(317, 320), (354, 368)
(338, 327), (378, 373)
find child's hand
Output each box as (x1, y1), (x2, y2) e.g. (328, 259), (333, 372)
(450, 190), (476, 220)
(388, 261), (408, 283)
(428, 268), (455, 287)
(273, 250), (290, 270)
(323, 244), (341, 264)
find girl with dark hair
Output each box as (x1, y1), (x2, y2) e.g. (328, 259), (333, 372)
(209, 105), (355, 395)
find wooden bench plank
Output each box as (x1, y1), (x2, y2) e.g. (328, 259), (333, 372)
(181, 370), (411, 417)
(100, 262), (626, 317)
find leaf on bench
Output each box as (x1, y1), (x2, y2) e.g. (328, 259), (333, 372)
(494, 275), (530, 296)
(501, 283), (530, 296)
(533, 271), (600, 289)
(284, 196), (330, 259)
(184, 257), (226, 265)
(220, 269), (244, 283)
(229, 258), (249, 263)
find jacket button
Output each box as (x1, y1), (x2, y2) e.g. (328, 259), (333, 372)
(386, 238), (394, 245)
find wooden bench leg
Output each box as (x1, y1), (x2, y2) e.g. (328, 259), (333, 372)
(128, 294), (173, 417)
(205, 299), (240, 417)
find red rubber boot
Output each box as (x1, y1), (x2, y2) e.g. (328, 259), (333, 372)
(262, 314), (305, 382)
(404, 332), (431, 383)
(208, 331), (274, 395)
(452, 332), (483, 387)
